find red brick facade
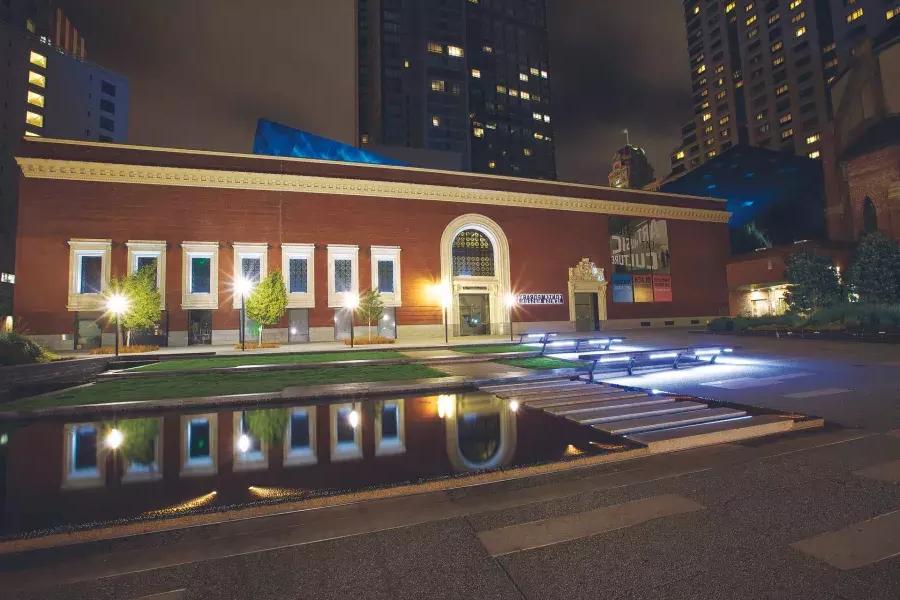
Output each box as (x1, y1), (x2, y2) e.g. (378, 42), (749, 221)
(13, 139), (731, 347)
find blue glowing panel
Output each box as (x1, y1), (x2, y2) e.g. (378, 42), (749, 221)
(252, 119), (406, 166)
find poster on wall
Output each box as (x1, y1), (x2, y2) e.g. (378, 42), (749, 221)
(609, 217), (672, 303)
(611, 273), (634, 303)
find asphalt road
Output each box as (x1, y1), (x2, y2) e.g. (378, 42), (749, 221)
(2, 331), (899, 599)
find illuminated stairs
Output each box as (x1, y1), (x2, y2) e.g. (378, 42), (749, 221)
(481, 379), (811, 453)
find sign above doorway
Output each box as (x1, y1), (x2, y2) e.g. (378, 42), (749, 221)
(517, 293), (564, 305)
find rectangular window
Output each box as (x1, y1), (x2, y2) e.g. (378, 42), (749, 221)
(123, 418), (162, 482)
(334, 259), (352, 293)
(846, 8), (863, 23)
(795, 26), (806, 37)
(471, 68), (481, 78)
(99, 116), (115, 132)
(431, 79), (445, 92)
(29, 50), (47, 68)
(234, 411), (266, 469)
(25, 110), (43, 128)
(100, 98), (115, 114)
(284, 406), (317, 466)
(241, 256), (261, 285)
(427, 41), (443, 54)
(136, 256), (159, 287)
(79, 255), (103, 294)
(289, 258), (308, 293)
(71, 424), (98, 475)
(28, 70), (46, 88)
(191, 257), (211, 293)
(187, 418), (211, 463)
(376, 399), (405, 456)
(336, 407), (356, 444)
(447, 45), (463, 57)
(27, 90), (44, 107)
(377, 260), (394, 293)
(101, 80), (117, 96)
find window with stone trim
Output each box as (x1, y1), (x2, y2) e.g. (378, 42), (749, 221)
(452, 230), (495, 277)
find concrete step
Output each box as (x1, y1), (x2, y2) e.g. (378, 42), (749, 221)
(593, 407), (747, 435)
(628, 415), (797, 453)
(523, 391), (646, 409)
(495, 384), (611, 400)
(547, 396), (677, 416)
(482, 380), (580, 393)
(571, 400), (708, 425)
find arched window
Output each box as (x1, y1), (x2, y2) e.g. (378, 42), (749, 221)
(456, 412), (501, 464)
(863, 197), (878, 235)
(452, 229), (495, 276)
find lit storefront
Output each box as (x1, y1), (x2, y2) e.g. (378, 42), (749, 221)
(13, 138), (731, 350)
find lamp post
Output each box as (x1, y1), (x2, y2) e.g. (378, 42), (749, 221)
(434, 283), (451, 345)
(344, 292), (359, 348)
(107, 293), (129, 357)
(235, 278), (253, 351)
(505, 293), (518, 342)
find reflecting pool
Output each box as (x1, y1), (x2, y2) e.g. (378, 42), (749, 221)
(0, 392), (611, 537)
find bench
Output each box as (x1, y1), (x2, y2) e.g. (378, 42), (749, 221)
(518, 332), (625, 355)
(579, 345), (734, 381)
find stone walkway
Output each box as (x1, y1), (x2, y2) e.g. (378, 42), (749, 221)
(436, 361), (532, 379)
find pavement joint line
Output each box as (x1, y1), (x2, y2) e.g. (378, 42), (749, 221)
(135, 590), (187, 600)
(782, 388), (852, 399)
(755, 432), (877, 462)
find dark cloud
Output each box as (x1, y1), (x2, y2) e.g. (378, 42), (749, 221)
(55, 1), (689, 184)
(549, 1), (692, 184)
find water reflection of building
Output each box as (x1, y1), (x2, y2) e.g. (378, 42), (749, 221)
(1, 395), (599, 534)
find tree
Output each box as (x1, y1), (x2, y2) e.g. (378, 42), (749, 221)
(246, 408), (289, 445)
(245, 271), (288, 346)
(847, 232), (900, 304)
(357, 289), (384, 340)
(109, 265), (162, 346)
(104, 418), (160, 466)
(785, 251), (843, 314)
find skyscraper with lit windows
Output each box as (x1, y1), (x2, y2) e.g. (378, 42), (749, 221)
(0, 0), (129, 315)
(358, 0), (556, 180)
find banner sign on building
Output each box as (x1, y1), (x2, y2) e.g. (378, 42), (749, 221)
(610, 217), (672, 303)
(652, 274), (673, 302)
(611, 273), (634, 303)
(516, 293), (564, 305)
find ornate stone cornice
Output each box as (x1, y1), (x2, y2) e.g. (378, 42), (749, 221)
(16, 158), (730, 224)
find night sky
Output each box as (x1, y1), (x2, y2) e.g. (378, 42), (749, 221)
(58, 0), (691, 185)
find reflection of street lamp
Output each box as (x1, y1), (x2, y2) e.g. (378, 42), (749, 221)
(107, 293), (129, 357)
(433, 283), (451, 344)
(105, 427), (124, 450)
(344, 292), (359, 348)
(235, 278), (253, 351)
(237, 433), (251, 454)
(505, 293), (518, 342)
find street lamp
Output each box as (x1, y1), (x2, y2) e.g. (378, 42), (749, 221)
(235, 278), (253, 351)
(505, 292), (518, 342)
(344, 292), (359, 348)
(107, 293), (129, 357)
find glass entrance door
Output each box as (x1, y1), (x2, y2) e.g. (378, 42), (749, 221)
(458, 294), (490, 336)
(574, 293), (599, 332)
(188, 310), (212, 346)
(288, 309), (309, 343)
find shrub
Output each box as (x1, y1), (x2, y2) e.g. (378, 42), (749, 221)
(342, 336), (396, 346)
(0, 332), (50, 366)
(785, 251), (843, 313)
(89, 344), (160, 355)
(847, 233), (900, 304)
(806, 304), (900, 332)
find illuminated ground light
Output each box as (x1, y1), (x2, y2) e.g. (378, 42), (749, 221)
(248, 486), (306, 500)
(143, 491), (218, 517)
(564, 444), (584, 457)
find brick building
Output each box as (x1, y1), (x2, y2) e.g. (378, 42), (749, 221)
(13, 138), (730, 351)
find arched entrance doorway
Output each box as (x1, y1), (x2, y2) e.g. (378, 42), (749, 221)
(863, 197), (878, 235)
(440, 214), (511, 337)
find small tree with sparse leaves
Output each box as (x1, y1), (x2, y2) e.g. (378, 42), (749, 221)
(108, 265), (162, 346)
(245, 271), (288, 346)
(785, 251), (843, 314)
(357, 289), (384, 340)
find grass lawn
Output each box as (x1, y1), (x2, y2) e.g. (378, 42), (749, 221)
(498, 357), (588, 370)
(134, 350), (408, 372)
(5, 364), (447, 411)
(453, 344), (537, 355)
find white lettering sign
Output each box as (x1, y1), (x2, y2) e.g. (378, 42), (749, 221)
(517, 293), (564, 305)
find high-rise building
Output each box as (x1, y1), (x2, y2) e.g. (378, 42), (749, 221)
(608, 145), (656, 189)
(0, 1), (129, 315)
(357, 0), (556, 179)
(669, 0), (836, 177)
(826, 0), (900, 68)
